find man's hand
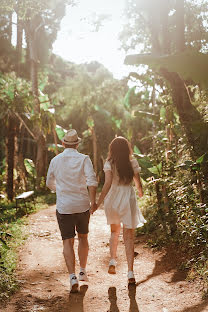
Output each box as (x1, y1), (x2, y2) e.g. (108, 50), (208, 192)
(90, 203), (97, 215)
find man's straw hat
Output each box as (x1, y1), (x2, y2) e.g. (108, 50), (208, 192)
(61, 129), (81, 145)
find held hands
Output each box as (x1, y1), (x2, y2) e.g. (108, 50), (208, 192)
(90, 202), (98, 215)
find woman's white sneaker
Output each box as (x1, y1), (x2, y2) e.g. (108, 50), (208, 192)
(128, 271), (136, 284)
(108, 259), (116, 274)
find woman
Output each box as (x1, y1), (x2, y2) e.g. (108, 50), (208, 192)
(96, 136), (146, 284)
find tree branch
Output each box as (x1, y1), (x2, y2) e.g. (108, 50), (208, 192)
(14, 112), (36, 140)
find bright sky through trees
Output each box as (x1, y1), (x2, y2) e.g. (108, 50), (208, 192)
(53, 0), (128, 79)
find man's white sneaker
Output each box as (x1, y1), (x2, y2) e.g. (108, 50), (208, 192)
(79, 271), (89, 282)
(70, 276), (79, 293)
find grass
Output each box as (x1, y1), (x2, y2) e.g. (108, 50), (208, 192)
(0, 191), (56, 302)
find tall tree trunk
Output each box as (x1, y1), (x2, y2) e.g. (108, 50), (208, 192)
(149, 5), (161, 54)
(161, 69), (208, 158)
(7, 11), (13, 44)
(17, 125), (27, 190)
(16, 2), (23, 75)
(92, 127), (98, 175)
(161, 0), (208, 187)
(35, 133), (48, 186)
(26, 18), (47, 187)
(161, 1), (171, 54)
(175, 0), (185, 52)
(24, 27), (31, 79)
(53, 124), (58, 155)
(6, 115), (16, 200)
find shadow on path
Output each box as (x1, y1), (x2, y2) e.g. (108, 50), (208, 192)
(68, 284), (88, 312)
(136, 247), (186, 287)
(128, 284), (140, 312)
(179, 300), (208, 312)
(12, 285), (89, 312)
(108, 285), (140, 312)
(108, 287), (120, 312)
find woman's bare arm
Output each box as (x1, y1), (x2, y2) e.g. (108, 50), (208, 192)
(97, 171), (112, 208)
(133, 173), (143, 198)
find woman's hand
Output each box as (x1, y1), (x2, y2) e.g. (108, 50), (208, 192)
(133, 173), (143, 198)
(138, 189), (143, 198)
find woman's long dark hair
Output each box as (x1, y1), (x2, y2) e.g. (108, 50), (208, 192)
(107, 136), (134, 185)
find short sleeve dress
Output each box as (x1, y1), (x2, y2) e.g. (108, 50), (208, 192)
(103, 158), (146, 229)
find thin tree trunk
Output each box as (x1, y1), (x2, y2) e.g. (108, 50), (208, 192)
(6, 115), (16, 200)
(26, 18), (47, 186)
(7, 11), (13, 44)
(53, 124), (58, 155)
(14, 121), (19, 193)
(16, 2), (23, 75)
(160, 69), (208, 159)
(161, 1), (171, 54)
(35, 134), (48, 187)
(92, 127), (97, 175)
(16, 124), (28, 190)
(175, 0), (185, 52)
(149, 9), (161, 54)
(152, 81), (156, 151)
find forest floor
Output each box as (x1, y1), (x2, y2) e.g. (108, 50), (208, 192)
(2, 205), (208, 312)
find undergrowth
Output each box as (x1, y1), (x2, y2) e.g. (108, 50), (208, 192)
(137, 171), (208, 298)
(0, 191), (56, 302)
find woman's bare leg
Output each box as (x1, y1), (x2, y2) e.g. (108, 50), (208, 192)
(123, 227), (135, 272)
(110, 224), (121, 260)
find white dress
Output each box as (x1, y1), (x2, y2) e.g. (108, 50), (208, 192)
(103, 158), (146, 229)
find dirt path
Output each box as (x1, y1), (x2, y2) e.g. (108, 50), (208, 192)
(2, 205), (208, 312)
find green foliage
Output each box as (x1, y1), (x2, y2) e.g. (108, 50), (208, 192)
(124, 86), (136, 109)
(0, 72), (33, 119)
(120, 0), (208, 55)
(55, 125), (67, 141)
(124, 51), (208, 87)
(24, 158), (36, 185)
(137, 117), (208, 292)
(0, 216), (25, 301)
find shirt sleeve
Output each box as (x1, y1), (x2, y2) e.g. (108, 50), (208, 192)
(46, 160), (56, 192)
(103, 161), (112, 172)
(84, 156), (98, 187)
(131, 158), (141, 174)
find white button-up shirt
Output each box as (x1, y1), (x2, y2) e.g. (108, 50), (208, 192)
(46, 148), (98, 214)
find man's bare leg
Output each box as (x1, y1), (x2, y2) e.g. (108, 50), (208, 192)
(63, 238), (75, 274)
(77, 233), (89, 281)
(78, 233), (89, 268)
(63, 238), (79, 292)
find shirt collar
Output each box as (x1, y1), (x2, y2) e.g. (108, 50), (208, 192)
(63, 148), (78, 155)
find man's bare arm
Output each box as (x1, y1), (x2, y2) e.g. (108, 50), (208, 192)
(88, 186), (97, 214)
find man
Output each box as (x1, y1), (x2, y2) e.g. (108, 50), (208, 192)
(46, 129), (97, 293)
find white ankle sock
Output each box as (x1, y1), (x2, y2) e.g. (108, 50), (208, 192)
(127, 271), (135, 278)
(109, 259), (116, 266)
(69, 273), (77, 280)
(80, 267), (86, 273)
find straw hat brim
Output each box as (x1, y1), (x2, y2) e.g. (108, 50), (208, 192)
(62, 137), (81, 145)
